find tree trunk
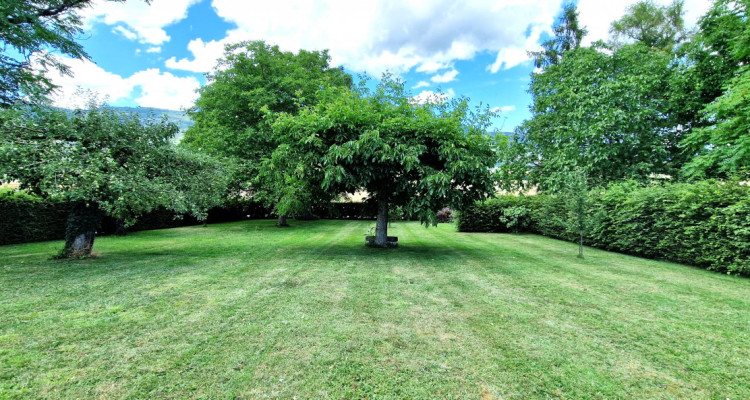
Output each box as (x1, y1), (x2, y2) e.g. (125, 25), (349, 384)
(374, 198), (389, 248)
(578, 231), (584, 259)
(59, 202), (101, 258)
(114, 218), (127, 236)
(277, 215), (289, 227)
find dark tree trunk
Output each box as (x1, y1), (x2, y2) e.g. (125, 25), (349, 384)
(59, 202), (101, 258)
(277, 215), (289, 227)
(114, 218), (127, 236)
(374, 198), (389, 248)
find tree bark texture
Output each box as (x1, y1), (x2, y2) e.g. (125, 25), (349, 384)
(374, 198), (389, 247)
(60, 202), (101, 258)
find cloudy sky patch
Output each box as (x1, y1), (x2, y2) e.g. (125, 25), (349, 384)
(48, 0), (712, 129)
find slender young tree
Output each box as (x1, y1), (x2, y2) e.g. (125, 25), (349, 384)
(561, 167), (592, 259)
(529, 3), (587, 69)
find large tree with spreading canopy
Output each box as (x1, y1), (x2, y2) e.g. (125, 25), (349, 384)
(181, 40), (352, 225)
(263, 76), (499, 247)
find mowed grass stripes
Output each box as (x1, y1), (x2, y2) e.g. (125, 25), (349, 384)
(1, 220), (748, 399)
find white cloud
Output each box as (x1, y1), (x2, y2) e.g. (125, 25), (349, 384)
(163, 0), (564, 75)
(431, 69), (459, 83)
(411, 90), (449, 105)
(112, 26), (137, 40)
(492, 105), (516, 113)
(577, 0), (712, 46)
(416, 61), (451, 74)
(165, 38), (226, 73)
(128, 69), (200, 109)
(82, 0), (200, 45)
(413, 80), (430, 89)
(146, 46), (162, 54)
(46, 57), (200, 110)
(411, 88), (455, 104)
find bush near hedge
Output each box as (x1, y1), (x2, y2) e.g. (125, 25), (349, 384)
(457, 180), (750, 275)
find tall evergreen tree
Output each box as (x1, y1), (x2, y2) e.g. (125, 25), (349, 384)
(529, 3), (587, 69)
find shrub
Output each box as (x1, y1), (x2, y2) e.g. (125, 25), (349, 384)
(437, 207), (454, 223)
(457, 195), (535, 233)
(0, 190), (272, 246)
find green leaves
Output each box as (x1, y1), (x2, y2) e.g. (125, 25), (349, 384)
(0, 0), (109, 106)
(0, 104), (228, 224)
(263, 75), (497, 226)
(682, 65), (750, 179)
(499, 43), (676, 192)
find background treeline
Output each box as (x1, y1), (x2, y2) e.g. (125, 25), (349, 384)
(457, 180), (750, 275)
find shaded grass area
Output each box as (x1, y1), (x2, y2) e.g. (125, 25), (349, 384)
(0, 220), (748, 399)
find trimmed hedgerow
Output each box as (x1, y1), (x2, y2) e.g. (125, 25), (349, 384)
(457, 181), (750, 275)
(0, 190), (410, 246)
(456, 195), (537, 233)
(0, 188), (69, 245)
(0, 190), (272, 246)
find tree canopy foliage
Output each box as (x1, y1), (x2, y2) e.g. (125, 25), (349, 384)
(499, 43), (677, 191)
(609, 0), (687, 52)
(182, 41), (351, 162)
(0, 103), (228, 257)
(181, 41), (352, 223)
(263, 76), (498, 246)
(501, 0), (750, 190)
(0, 0), (142, 107)
(678, 0), (750, 178)
(529, 3), (587, 69)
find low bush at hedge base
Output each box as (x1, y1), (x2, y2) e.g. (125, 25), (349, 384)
(457, 181), (750, 276)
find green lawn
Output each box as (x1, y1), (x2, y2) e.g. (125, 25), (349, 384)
(1, 220), (748, 399)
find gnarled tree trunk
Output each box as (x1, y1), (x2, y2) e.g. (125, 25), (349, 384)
(59, 202), (101, 258)
(374, 198), (389, 247)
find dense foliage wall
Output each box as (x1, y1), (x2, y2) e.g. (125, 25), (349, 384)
(457, 181), (750, 275)
(0, 189), (70, 245)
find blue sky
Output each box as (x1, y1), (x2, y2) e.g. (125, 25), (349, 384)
(47, 0), (711, 132)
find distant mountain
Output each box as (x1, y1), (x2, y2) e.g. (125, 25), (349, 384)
(110, 107), (194, 133)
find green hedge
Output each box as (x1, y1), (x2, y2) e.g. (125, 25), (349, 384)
(0, 189), (389, 246)
(0, 189), (273, 246)
(0, 188), (69, 245)
(457, 181), (750, 275)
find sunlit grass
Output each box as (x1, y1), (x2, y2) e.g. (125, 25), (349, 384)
(1, 220), (748, 399)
